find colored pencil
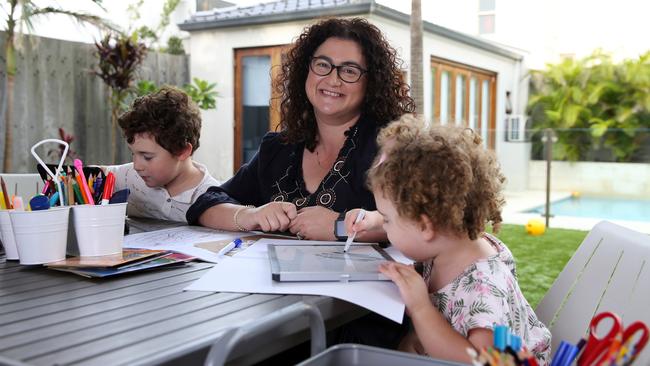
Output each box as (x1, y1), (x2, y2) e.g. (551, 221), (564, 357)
(1, 177), (12, 209)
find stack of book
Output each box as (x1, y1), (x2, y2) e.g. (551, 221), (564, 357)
(46, 249), (194, 278)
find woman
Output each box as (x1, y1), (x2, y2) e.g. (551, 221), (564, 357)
(187, 18), (414, 241)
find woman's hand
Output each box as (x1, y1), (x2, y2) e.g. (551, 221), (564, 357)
(288, 206), (339, 240)
(379, 262), (432, 315)
(344, 209), (383, 237)
(240, 202), (297, 232)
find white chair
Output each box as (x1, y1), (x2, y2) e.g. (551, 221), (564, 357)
(535, 221), (650, 364)
(203, 301), (326, 366)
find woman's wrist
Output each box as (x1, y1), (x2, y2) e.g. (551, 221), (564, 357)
(233, 205), (255, 231)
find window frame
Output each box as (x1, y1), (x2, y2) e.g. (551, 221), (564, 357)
(430, 55), (497, 149)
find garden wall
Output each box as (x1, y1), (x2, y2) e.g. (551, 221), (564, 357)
(529, 160), (650, 197)
(0, 32), (189, 172)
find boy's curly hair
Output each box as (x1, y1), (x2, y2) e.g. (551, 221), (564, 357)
(276, 17), (415, 151)
(118, 86), (202, 156)
(369, 118), (506, 240)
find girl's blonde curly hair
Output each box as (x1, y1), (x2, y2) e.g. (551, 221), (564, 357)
(368, 115), (506, 240)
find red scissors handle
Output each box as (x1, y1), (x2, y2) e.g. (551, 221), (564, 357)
(622, 321), (649, 357)
(578, 312), (623, 366)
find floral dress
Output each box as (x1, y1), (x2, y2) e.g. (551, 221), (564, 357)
(423, 234), (552, 365)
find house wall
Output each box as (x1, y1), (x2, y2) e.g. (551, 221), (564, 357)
(368, 15), (530, 191)
(188, 21), (308, 181)
(189, 16), (530, 190)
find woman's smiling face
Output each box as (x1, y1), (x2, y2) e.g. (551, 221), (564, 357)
(305, 37), (367, 123)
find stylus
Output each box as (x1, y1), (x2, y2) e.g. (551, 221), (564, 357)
(343, 209), (366, 253)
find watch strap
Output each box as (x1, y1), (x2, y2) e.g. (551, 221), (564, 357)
(334, 211), (347, 241)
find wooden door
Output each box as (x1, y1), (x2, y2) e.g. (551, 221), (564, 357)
(234, 45), (287, 171)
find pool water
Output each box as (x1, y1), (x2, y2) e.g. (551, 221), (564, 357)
(525, 196), (650, 222)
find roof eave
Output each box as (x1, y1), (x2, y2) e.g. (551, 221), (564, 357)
(179, 1), (523, 61)
(179, 2), (372, 31)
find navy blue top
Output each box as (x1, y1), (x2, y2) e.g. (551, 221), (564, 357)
(186, 115), (381, 225)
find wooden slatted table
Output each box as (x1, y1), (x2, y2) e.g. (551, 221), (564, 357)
(0, 257), (365, 366)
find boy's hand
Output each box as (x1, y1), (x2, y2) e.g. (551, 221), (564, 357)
(289, 206), (339, 241)
(379, 262), (431, 315)
(246, 202), (297, 232)
(345, 209), (382, 236)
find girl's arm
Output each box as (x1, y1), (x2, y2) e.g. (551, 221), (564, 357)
(344, 209), (387, 242)
(379, 262), (493, 363)
(410, 306), (493, 363)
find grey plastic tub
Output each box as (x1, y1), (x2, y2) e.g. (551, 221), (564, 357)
(297, 344), (469, 366)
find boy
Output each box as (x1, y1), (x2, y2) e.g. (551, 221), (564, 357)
(106, 86), (219, 223)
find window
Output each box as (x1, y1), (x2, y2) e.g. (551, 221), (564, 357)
(478, 0), (496, 34)
(430, 56), (497, 148)
(479, 0), (495, 12)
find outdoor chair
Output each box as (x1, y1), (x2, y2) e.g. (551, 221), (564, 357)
(535, 220), (650, 364)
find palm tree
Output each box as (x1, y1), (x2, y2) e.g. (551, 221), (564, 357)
(410, 0), (423, 115)
(1, 0), (113, 172)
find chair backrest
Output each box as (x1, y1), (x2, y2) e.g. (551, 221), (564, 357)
(0, 174), (42, 200)
(535, 221), (650, 364)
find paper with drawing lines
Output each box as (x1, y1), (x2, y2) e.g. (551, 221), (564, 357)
(185, 238), (413, 323)
(123, 226), (250, 263)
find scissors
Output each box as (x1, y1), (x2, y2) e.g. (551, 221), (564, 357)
(578, 311), (649, 366)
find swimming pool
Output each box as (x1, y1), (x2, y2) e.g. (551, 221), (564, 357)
(525, 196), (650, 222)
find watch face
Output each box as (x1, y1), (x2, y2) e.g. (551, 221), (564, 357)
(335, 220), (348, 238)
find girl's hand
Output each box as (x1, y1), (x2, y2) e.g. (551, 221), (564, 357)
(242, 202), (297, 232)
(344, 209), (383, 236)
(379, 262), (431, 314)
(289, 206), (339, 240)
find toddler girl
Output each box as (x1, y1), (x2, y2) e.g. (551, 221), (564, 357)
(353, 117), (551, 364)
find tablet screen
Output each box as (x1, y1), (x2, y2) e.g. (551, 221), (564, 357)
(268, 244), (394, 282)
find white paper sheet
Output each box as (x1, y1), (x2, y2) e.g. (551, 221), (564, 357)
(185, 238), (412, 323)
(122, 226), (247, 263)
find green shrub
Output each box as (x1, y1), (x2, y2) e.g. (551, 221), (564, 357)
(528, 51), (650, 162)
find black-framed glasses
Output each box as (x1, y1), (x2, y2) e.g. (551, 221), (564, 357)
(309, 56), (367, 83)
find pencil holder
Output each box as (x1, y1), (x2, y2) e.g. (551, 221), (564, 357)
(0, 209), (19, 260)
(72, 203), (126, 257)
(10, 206), (70, 265)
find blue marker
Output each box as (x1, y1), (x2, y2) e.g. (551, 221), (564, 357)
(30, 195), (50, 211)
(493, 325), (508, 351)
(217, 238), (243, 257)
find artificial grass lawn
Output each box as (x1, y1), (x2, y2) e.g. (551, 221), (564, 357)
(495, 224), (588, 309)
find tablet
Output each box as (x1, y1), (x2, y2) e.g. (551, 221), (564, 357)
(268, 244), (394, 282)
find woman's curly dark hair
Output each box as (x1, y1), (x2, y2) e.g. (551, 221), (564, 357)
(276, 17), (415, 150)
(369, 118), (506, 240)
(118, 86), (202, 156)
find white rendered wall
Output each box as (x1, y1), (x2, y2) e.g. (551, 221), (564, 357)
(189, 21), (312, 181)
(368, 15), (530, 191)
